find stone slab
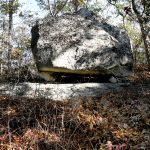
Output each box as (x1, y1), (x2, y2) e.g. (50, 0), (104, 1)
(0, 82), (129, 101)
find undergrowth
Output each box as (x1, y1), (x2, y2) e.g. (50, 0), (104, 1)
(0, 65), (150, 150)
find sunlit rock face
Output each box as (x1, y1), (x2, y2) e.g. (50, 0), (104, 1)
(31, 8), (133, 80)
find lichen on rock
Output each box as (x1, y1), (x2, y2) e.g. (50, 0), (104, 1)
(31, 8), (133, 82)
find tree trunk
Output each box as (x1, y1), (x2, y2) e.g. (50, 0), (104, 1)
(7, 0), (14, 69)
(140, 23), (150, 69)
(47, 0), (52, 15)
(131, 0), (150, 70)
(72, 0), (79, 12)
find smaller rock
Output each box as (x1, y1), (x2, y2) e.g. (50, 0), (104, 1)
(109, 76), (117, 83)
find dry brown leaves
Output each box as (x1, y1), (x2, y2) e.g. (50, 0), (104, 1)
(0, 65), (150, 150)
(1, 86), (149, 149)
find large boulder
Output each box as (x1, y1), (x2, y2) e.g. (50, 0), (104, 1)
(31, 8), (133, 82)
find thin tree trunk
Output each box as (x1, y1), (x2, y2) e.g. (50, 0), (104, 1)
(131, 0), (150, 70)
(72, 0), (79, 12)
(47, 0), (52, 15)
(8, 9), (13, 34)
(8, 11), (13, 50)
(7, 0), (14, 70)
(140, 23), (150, 69)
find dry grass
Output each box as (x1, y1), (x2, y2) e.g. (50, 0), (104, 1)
(132, 64), (150, 83)
(0, 65), (150, 150)
(0, 88), (150, 149)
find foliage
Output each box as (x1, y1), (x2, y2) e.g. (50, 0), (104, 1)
(13, 26), (31, 49)
(86, 1), (103, 13)
(0, 0), (21, 71)
(0, 0), (20, 15)
(35, 0), (87, 16)
(107, 0), (150, 69)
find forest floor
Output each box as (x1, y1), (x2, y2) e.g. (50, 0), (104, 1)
(0, 65), (150, 150)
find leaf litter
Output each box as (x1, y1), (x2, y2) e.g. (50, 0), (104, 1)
(0, 65), (150, 150)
